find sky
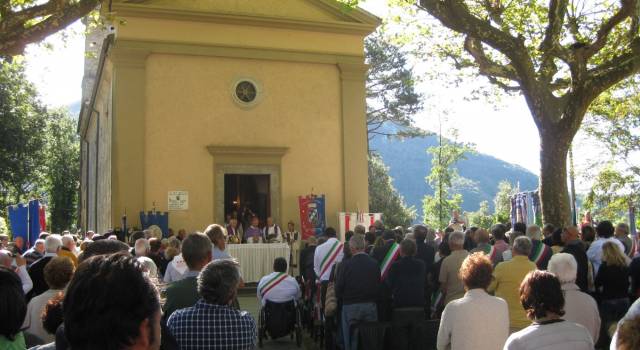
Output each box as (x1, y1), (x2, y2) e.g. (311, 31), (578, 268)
(21, 1), (621, 193)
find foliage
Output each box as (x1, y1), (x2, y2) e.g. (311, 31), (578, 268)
(422, 128), (473, 230)
(365, 31), (426, 141)
(0, 61), (79, 229)
(468, 200), (494, 228)
(583, 165), (639, 223)
(45, 110), (80, 232)
(493, 180), (517, 223)
(368, 154), (416, 227)
(0, 0), (100, 56)
(0, 60), (47, 212)
(0, 216), (6, 235)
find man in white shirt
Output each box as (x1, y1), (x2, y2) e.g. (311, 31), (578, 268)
(313, 227), (344, 314)
(262, 217), (282, 243)
(587, 220), (626, 275)
(257, 257), (301, 306)
(0, 249), (32, 294)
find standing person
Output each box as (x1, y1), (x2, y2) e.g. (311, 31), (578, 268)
(313, 227), (344, 316)
(58, 234), (78, 268)
(547, 253), (601, 343)
(413, 225), (435, 311)
(0, 267), (27, 349)
(299, 236), (317, 282)
(439, 231), (469, 306)
(22, 257), (74, 346)
(167, 260), (257, 350)
(542, 223), (556, 246)
(283, 221), (299, 244)
(504, 271), (593, 350)
(147, 238), (168, 277)
(491, 224), (510, 259)
(23, 239), (45, 266)
(163, 232), (212, 319)
(581, 225), (596, 250)
(471, 228), (501, 265)
(587, 220), (626, 275)
(262, 217), (282, 243)
(526, 225), (552, 270)
(371, 230), (400, 321)
(63, 254), (162, 350)
(489, 236), (537, 333)
(244, 216), (263, 244)
(561, 226), (590, 292)
(335, 234), (380, 350)
(615, 223), (633, 257)
(204, 224), (232, 260)
(595, 241), (631, 345)
(387, 239), (425, 350)
(437, 253), (509, 350)
(28, 235), (63, 300)
(0, 250), (33, 294)
(164, 238), (188, 284)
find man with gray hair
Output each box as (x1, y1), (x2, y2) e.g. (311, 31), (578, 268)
(23, 238), (45, 266)
(439, 231), (469, 305)
(526, 225), (552, 270)
(336, 234), (381, 350)
(58, 234), (78, 267)
(28, 234), (62, 300)
(134, 238), (151, 257)
(615, 223), (633, 257)
(489, 236), (537, 332)
(167, 259), (256, 350)
(0, 249), (32, 294)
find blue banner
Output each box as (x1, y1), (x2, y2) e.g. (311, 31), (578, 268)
(139, 211), (169, 237)
(28, 200), (41, 248)
(8, 204), (28, 250)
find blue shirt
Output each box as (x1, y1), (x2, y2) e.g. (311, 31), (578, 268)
(167, 300), (257, 350)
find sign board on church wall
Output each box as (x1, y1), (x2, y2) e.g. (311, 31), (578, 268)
(168, 191), (189, 211)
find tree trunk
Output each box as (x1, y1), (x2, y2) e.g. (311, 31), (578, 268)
(539, 132), (572, 227)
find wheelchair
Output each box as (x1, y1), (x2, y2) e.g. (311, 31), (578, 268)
(258, 299), (303, 348)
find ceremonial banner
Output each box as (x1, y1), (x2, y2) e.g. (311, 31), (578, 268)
(7, 204), (28, 248)
(28, 200), (42, 248)
(338, 212), (382, 241)
(139, 211), (169, 237)
(298, 195), (326, 240)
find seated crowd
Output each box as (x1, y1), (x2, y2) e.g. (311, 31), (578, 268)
(0, 216), (639, 350)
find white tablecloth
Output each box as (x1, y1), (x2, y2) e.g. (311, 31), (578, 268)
(227, 243), (291, 283)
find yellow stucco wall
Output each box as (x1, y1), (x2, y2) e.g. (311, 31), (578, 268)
(144, 54), (344, 232)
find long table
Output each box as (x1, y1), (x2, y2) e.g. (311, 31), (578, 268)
(227, 243), (291, 283)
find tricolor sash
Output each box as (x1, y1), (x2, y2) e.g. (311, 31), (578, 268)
(259, 272), (288, 298)
(380, 242), (400, 280)
(319, 241), (343, 277)
(531, 242), (551, 266)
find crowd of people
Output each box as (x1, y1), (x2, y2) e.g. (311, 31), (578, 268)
(0, 215), (639, 350)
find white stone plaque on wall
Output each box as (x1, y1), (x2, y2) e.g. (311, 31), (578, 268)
(168, 191), (188, 211)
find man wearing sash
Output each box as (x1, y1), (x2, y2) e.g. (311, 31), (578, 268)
(371, 230), (400, 321)
(313, 227), (344, 318)
(257, 257), (300, 306)
(526, 225), (553, 270)
(471, 229), (501, 265)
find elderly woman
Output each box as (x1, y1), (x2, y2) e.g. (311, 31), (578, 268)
(548, 253), (601, 342)
(204, 224), (232, 260)
(437, 252), (509, 350)
(504, 271), (593, 350)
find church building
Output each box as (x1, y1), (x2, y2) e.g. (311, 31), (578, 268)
(78, 0), (379, 234)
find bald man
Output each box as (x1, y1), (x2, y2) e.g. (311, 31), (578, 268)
(561, 226), (589, 292)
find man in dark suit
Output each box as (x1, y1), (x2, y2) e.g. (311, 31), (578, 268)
(28, 235), (62, 300)
(371, 230), (398, 322)
(561, 226), (589, 292)
(163, 232), (212, 318)
(413, 225), (435, 311)
(336, 234), (380, 350)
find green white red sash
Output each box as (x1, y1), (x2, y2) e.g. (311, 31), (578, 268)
(319, 240), (343, 277)
(483, 245), (497, 261)
(531, 242), (551, 266)
(380, 242), (400, 280)
(259, 272), (287, 298)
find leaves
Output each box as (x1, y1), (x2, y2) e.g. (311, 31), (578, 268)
(368, 154), (417, 227)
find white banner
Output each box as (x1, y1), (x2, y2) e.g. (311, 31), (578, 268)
(338, 212), (382, 241)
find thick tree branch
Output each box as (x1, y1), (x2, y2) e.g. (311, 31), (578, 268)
(584, 0), (637, 58)
(464, 36), (518, 80)
(538, 0), (570, 80)
(587, 37), (640, 98)
(0, 0), (99, 56)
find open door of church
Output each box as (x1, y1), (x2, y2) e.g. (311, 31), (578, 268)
(224, 174), (271, 226)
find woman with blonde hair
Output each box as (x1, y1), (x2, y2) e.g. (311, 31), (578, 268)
(595, 241), (630, 347)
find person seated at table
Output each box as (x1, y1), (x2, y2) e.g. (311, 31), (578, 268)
(262, 217), (283, 243)
(244, 216), (263, 244)
(204, 224), (232, 260)
(257, 257), (301, 306)
(226, 217), (243, 244)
